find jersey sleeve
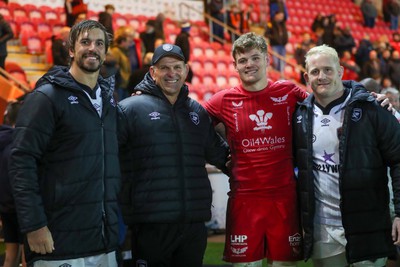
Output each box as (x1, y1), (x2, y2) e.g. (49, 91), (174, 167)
(203, 90), (225, 125)
(292, 84), (308, 101)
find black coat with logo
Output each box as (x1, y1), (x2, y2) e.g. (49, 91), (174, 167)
(118, 72), (229, 224)
(293, 81), (400, 263)
(9, 66), (121, 263)
(0, 125), (14, 213)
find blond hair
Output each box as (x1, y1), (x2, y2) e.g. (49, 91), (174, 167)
(304, 44), (340, 71)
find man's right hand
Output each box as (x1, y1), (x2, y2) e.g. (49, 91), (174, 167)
(27, 226), (55, 254)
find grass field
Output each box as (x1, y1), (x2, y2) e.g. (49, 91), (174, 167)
(203, 242), (313, 266)
(0, 240), (313, 266)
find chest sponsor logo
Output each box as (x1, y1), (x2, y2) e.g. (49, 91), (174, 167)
(351, 108), (362, 122)
(270, 94), (288, 105)
(189, 112), (200, 125)
(232, 100), (243, 109)
(68, 95), (79, 104)
(249, 110), (273, 130)
(59, 264), (72, 267)
(314, 150), (339, 173)
(149, 111), (160, 120)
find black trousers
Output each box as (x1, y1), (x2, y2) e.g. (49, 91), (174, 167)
(130, 222), (207, 267)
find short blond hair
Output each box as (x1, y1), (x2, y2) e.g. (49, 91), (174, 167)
(305, 44), (340, 71)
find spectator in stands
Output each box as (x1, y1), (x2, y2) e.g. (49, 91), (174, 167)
(382, 76), (394, 91)
(154, 13), (165, 40)
(388, 0), (400, 30)
(388, 50), (400, 89)
(111, 32), (132, 101)
(333, 25), (356, 58)
(118, 44), (229, 267)
(360, 77), (381, 93)
(361, 0), (378, 28)
(0, 14), (13, 70)
(269, 0), (288, 21)
(340, 50), (361, 81)
(127, 52), (152, 95)
(383, 0), (392, 23)
(208, 0), (225, 43)
(379, 48), (392, 78)
(0, 101), (26, 267)
(51, 26), (70, 66)
(321, 14), (336, 47)
(362, 49), (382, 82)
(9, 20), (120, 267)
(265, 11), (288, 74)
(382, 87), (400, 109)
(355, 34), (374, 70)
(227, 4), (243, 42)
(74, 13), (87, 26)
(154, 38), (165, 49)
(98, 4), (115, 36)
(140, 19), (157, 54)
(64, 0), (87, 27)
(115, 26), (142, 81)
(242, 3), (255, 33)
(311, 12), (325, 33)
(294, 31), (315, 85)
(390, 32), (400, 52)
(175, 21), (193, 83)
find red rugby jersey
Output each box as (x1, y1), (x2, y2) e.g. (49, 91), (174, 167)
(204, 80), (307, 195)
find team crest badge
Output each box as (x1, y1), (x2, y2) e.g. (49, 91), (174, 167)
(189, 112), (200, 125)
(351, 108), (362, 122)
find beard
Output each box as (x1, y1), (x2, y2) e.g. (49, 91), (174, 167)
(74, 53), (103, 73)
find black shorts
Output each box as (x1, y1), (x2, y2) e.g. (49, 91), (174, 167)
(0, 212), (24, 244)
(130, 222), (207, 267)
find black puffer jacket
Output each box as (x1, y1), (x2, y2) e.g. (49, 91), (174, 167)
(0, 125), (14, 213)
(9, 66), (121, 263)
(118, 72), (229, 224)
(294, 81), (400, 263)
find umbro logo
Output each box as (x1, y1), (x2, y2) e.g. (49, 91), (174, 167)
(68, 95), (79, 104)
(232, 101), (243, 108)
(249, 110), (273, 130)
(149, 111), (160, 120)
(321, 118), (330, 126)
(296, 115), (302, 123)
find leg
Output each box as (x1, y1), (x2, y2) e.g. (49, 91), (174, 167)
(312, 252), (348, 267)
(171, 223), (207, 267)
(3, 243), (22, 267)
(271, 261), (298, 267)
(130, 223), (179, 266)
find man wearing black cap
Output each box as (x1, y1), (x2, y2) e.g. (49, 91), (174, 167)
(117, 44), (229, 266)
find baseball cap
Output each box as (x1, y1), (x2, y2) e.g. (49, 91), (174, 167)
(152, 44), (185, 65)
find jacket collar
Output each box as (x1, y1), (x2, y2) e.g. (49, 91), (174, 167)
(299, 80), (373, 108)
